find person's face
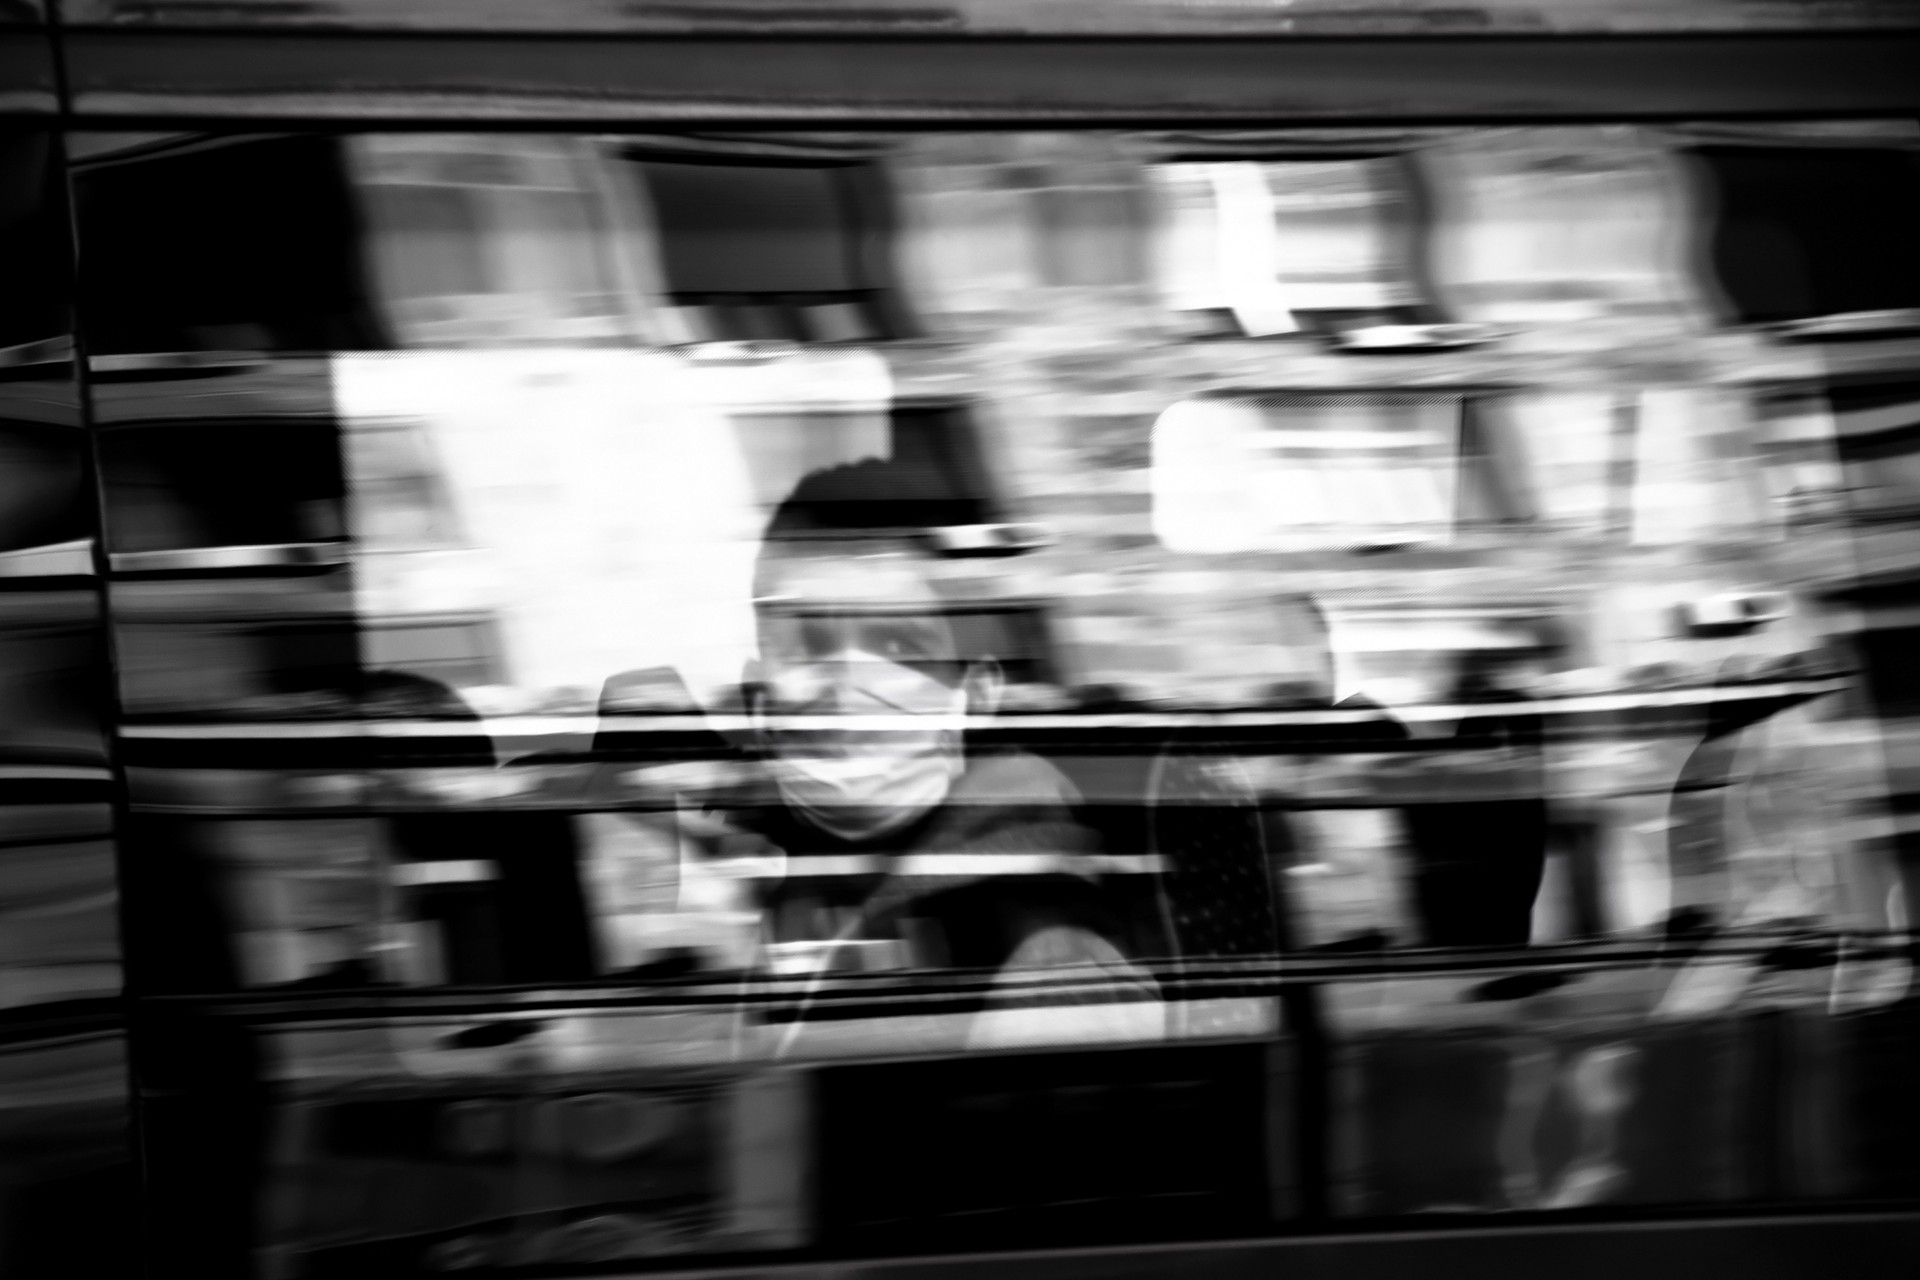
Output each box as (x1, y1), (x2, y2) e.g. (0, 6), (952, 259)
(754, 548), (983, 721)
(749, 545), (998, 837)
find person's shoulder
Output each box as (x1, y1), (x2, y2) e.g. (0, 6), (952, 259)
(950, 749), (1083, 810)
(914, 749), (1094, 858)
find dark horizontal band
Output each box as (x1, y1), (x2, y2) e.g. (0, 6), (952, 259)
(51, 30), (1920, 126)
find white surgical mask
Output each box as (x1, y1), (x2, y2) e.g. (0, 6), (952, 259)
(761, 656), (969, 841)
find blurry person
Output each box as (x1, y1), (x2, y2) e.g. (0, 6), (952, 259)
(727, 459), (1160, 1044)
(1400, 649), (1550, 947)
(371, 670), (599, 987)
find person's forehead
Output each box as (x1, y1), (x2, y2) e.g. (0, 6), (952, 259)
(755, 544), (947, 612)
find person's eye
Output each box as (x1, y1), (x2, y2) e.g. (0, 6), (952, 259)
(799, 620), (838, 657)
(875, 626), (943, 662)
(860, 627), (900, 658)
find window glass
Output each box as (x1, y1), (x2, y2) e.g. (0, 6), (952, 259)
(0, 413), (87, 554)
(1152, 157), (1425, 337)
(0, 132), (68, 353)
(347, 135), (642, 347)
(97, 421), (347, 554)
(0, 126), (137, 1280)
(1423, 129), (1696, 325)
(1827, 384), (1920, 518)
(627, 157), (898, 342)
(72, 136), (389, 354)
(1693, 145), (1920, 325)
(1757, 383), (1920, 522)
(62, 129), (1920, 1275)
(1151, 392), (1495, 552)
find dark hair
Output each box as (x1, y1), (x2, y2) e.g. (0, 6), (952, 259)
(753, 458), (952, 604)
(760, 456), (970, 543)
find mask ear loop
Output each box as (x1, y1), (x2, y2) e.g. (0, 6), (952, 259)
(741, 677), (772, 755)
(729, 670), (788, 1062)
(772, 912), (869, 1061)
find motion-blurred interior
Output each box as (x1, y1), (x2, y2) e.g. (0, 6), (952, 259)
(3, 7), (1920, 1280)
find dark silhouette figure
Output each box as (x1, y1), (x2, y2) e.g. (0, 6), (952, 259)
(1399, 653), (1550, 948)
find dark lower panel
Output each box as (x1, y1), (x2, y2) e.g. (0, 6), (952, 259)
(0, 28), (52, 115)
(632, 1213), (1920, 1280)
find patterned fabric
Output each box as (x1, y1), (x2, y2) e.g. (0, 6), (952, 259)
(1149, 752), (1281, 959)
